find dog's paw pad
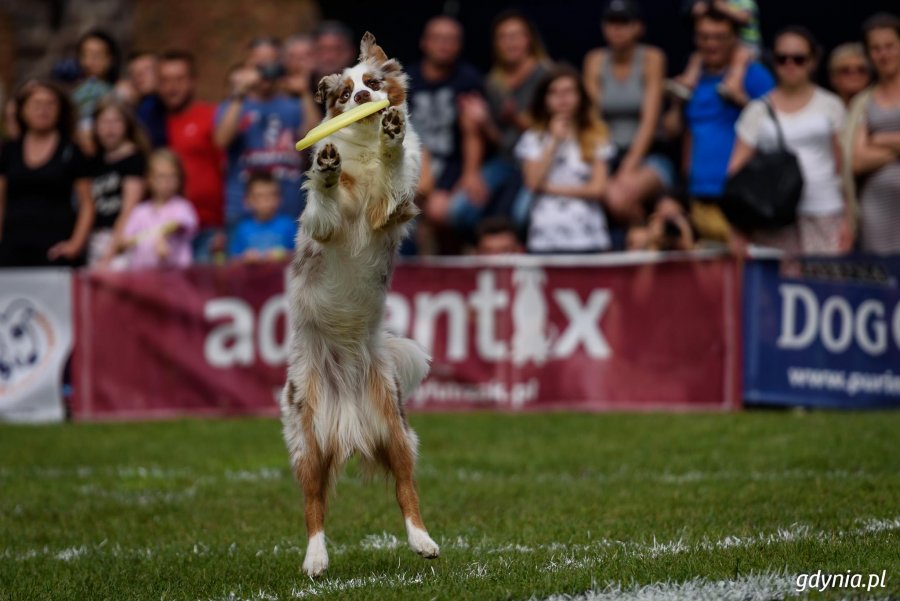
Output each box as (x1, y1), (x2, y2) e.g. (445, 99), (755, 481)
(315, 144), (341, 172)
(381, 108), (404, 140)
(408, 528), (440, 559)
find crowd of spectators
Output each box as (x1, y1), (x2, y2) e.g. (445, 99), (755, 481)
(1, 2), (899, 270)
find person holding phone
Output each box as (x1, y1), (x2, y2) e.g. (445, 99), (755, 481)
(215, 37), (315, 228)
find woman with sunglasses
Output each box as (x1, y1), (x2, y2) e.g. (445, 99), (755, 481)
(729, 27), (849, 254)
(851, 13), (900, 255)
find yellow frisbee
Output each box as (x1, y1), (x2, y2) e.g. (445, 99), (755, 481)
(295, 99), (390, 151)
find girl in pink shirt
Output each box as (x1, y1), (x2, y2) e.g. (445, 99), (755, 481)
(121, 149), (198, 269)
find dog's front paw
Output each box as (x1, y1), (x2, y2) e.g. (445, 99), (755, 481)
(381, 107), (405, 144)
(313, 143), (341, 186)
(407, 524), (440, 559)
(302, 533), (329, 578)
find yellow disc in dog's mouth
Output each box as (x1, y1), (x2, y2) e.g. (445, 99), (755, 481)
(295, 99), (390, 151)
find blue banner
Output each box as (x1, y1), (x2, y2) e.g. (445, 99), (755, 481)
(743, 255), (900, 409)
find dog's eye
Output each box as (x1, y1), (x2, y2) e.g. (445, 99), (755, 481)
(368, 80), (382, 91)
(340, 90), (351, 102)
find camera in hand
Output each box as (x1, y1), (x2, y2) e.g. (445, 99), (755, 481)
(659, 219), (684, 252)
(257, 62), (285, 81)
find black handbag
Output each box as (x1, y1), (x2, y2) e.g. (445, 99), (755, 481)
(723, 101), (804, 232)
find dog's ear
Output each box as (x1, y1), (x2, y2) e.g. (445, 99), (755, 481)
(359, 31), (388, 63)
(315, 74), (342, 104)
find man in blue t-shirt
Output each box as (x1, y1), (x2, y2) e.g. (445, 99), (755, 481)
(679, 10), (775, 242)
(407, 16), (487, 249)
(215, 38), (316, 228)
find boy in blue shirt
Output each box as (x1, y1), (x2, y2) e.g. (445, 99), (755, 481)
(229, 172), (296, 261)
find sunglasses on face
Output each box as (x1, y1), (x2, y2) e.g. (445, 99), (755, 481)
(774, 53), (810, 66)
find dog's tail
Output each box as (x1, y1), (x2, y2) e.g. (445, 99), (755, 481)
(383, 332), (430, 404)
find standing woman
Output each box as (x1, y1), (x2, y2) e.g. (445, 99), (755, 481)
(852, 13), (900, 254)
(583, 0), (672, 225)
(515, 66), (613, 253)
(454, 10), (551, 230)
(729, 27), (849, 254)
(482, 11), (551, 166)
(0, 81), (94, 267)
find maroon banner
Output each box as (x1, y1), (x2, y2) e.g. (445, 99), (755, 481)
(72, 254), (741, 419)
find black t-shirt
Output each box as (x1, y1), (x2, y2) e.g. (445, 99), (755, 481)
(90, 152), (146, 229)
(407, 62), (484, 191)
(0, 137), (92, 264)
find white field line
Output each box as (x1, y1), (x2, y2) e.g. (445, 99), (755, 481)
(4, 515), (897, 566)
(2, 464), (895, 486)
(6, 465), (894, 511)
(207, 569), (898, 601)
(423, 466), (899, 486)
(207, 573), (804, 601)
(6, 519), (897, 601)
(539, 573), (802, 601)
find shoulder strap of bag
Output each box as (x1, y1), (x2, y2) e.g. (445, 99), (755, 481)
(762, 99), (788, 150)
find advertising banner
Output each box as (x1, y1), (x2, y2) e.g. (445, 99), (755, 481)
(743, 256), (900, 409)
(0, 269), (73, 423)
(72, 262), (289, 419)
(72, 254), (741, 419)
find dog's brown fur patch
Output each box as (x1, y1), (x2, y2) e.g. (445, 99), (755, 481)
(366, 197), (391, 231)
(339, 171), (356, 190)
(385, 78), (406, 107)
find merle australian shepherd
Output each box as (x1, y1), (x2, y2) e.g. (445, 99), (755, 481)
(279, 32), (439, 578)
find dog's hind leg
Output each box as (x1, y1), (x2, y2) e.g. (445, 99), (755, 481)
(298, 438), (333, 578)
(372, 369), (439, 559)
(295, 418), (333, 578)
(283, 377), (334, 578)
(381, 423), (439, 558)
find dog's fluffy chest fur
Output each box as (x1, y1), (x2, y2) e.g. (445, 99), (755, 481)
(283, 103), (425, 463)
(289, 117), (419, 344)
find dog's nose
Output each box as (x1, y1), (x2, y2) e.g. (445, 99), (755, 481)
(354, 90), (371, 104)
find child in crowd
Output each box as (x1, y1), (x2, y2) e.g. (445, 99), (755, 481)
(668, 0), (762, 104)
(72, 30), (119, 154)
(515, 65), (614, 253)
(89, 97), (147, 268)
(228, 173), (297, 262)
(120, 149), (198, 269)
(228, 172), (296, 262)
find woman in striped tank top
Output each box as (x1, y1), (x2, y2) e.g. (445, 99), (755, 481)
(852, 13), (900, 254)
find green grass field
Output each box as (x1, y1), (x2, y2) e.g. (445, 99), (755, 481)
(1, 411), (898, 600)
